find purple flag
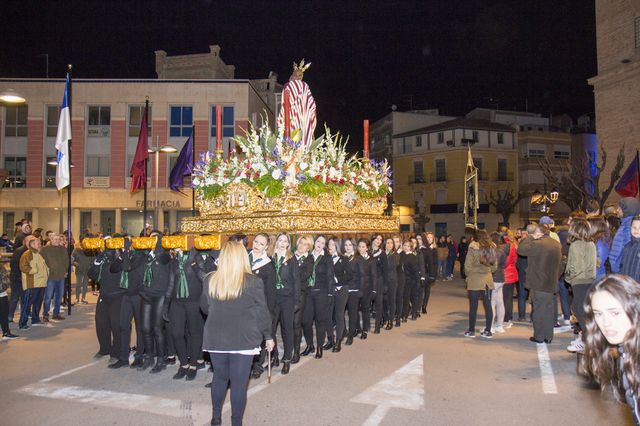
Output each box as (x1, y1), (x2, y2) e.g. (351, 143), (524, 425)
(169, 135), (193, 192)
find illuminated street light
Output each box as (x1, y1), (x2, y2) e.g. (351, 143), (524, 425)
(0, 89), (26, 104)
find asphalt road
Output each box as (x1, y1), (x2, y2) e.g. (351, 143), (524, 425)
(1, 278), (634, 426)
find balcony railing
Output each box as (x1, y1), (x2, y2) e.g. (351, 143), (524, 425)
(429, 172), (448, 182)
(408, 174), (427, 184)
(495, 172), (514, 181)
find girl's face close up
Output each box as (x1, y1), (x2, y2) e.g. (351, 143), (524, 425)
(591, 290), (633, 345)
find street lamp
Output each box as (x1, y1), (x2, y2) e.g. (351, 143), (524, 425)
(0, 89), (26, 104)
(530, 186), (559, 214)
(148, 136), (177, 229)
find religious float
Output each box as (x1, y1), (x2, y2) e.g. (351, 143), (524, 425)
(178, 61), (399, 236)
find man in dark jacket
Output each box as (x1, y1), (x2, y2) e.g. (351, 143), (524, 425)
(9, 243), (27, 322)
(517, 223), (562, 344)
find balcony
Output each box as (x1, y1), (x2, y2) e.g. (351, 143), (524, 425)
(495, 172), (514, 182)
(429, 172), (448, 183)
(408, 174), (427, 184)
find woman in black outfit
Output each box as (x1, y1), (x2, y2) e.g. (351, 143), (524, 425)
(394, 237), (406, 327)
(401, 240), (425, 321)
(458, 236), (469, 279)
(326, 237), (351, 352)
(421, 232), (438, 314)
(164, 246), (206, 380)
(292, 235), (314, 364)
(343, 238), (361, 345)
(383, 238), (399, 330)
(201, 241), (274, 426)
(355, 238), (376, 339)
(301, 235), (335, 359)
(272, 233), (299, 374)
(370, 234), (386, 334)
(139, 231), (172, 373)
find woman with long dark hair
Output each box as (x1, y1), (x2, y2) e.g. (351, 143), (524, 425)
(464, 229), (497, 338)
(588, 215), (611, 281)
(343, 238), (362, 345)
(582, 275), (640, 425)
(201, 241), (274, 426)
(421, 232), (438, 314)
(401, 239), (425, 321)
(301, 235), (335, 359)
(383, 238), (399, 330)
(271, 233), (299, 374)
(292, 235), (314, 363)
(370, 233), (386, 333)
(355, 238), (376, 339)
(326, 236), (351, 352)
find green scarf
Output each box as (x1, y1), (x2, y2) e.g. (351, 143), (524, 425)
(143, 253), (154, 287)
(176, 252), (189, 299)
(119, 270), (129, 289)
(274, 254), (284, 290)
(308, 254), (322, 288)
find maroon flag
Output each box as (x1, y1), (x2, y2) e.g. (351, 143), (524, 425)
(130, 102), (149, 192)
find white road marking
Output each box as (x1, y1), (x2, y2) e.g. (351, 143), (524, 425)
(16, 382), (211, 425)
(40, 361), (102, 382)
(351, 354), (424, 426)
(536, 343), (558, 394)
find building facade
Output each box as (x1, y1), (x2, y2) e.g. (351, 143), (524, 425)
(392, 117), (518, 237)
(0, 78), (273, 238)
(589, 0), (640, 195)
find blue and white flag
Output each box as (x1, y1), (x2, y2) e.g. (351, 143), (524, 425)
(55, 73), (71, 190)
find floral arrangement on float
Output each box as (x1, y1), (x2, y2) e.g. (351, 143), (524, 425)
(191, 123), (392, 200)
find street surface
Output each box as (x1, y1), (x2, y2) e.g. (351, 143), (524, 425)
(1, 278), (633, 426)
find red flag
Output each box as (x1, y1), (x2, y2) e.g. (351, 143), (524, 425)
(130, 102), (149, 192)
(615, 151), (639, 197)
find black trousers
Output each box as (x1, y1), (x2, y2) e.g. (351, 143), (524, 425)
(119, 294), (144, 362)
(531, 290), (554, 342)
(347, 291), (361, 336)
(467, 287), (493, 332)
(95, 295), (122, 357)
(210, 352), (253, 426)
(302, 289), (328, 348)
(141, 294), (166, 359)
(402, 279), (419, 317)
(330, 286), (349, 342)
(359, 290), (372, 332)
(395, 276), (404, 320)
(422, 279), (434, 311)
(325, 294), (335, 340)
(293, 291), (306, 353)
(384, 279), (397, 323)
(0, 296), (9, 334)
(373, 286), (384, 329)
(503, 283), (515, 323)
(273, 294), (295, 361)
(9, 274), (22, 321)
(170, 300), (204, 366)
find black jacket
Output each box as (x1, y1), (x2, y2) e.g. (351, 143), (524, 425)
(88, 250), (125, 301)
(354, 254), (376, 296)
(116, 249), (146, 296)
(252, 258), (277, 314)
(296, 254), (314, 294)
(166, 248), (206, 303)
(371, 249), (387, 294)
(200, 273), (273, 351)
(385, 251), (399, 287)
(140, 248), (172, 298)
(332, 254), (352, 290)
(421, 247), (437, 280)
(272, 253), (301, 302)
(306, 253), (335, 293)
(402, 252), (425, 284)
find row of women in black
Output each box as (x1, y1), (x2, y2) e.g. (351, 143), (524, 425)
(90, 231), (433, 379)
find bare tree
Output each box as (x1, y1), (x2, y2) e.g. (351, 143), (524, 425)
(486, 189), (527, 226)
(539, 143), (625, 213)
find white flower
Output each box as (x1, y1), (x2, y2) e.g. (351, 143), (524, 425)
(299, 162), (309, 171)
(272, 169), (282, 180)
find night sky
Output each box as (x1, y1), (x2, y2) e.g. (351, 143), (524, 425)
(2, 0), (596, 151)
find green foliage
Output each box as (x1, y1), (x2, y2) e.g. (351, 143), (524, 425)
(255, 175), (284, 198)
(203, 185), (224, 200)
(299, 179), (326, 197)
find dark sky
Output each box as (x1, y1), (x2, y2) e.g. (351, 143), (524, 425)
(2, 0), (596, 151)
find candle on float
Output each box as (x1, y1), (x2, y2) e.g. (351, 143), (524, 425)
(363, 119), (370, 158)
(216, 105), (222, 152)
(284, 89), (291, 139)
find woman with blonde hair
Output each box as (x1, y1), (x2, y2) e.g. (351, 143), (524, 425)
(201, 241), (274, 426)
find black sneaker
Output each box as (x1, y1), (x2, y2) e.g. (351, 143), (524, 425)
(185, 368), (197, 381)
(480, 330), (493, 339)
(173, 366), (188, 380)
(2, 333), (19, 340)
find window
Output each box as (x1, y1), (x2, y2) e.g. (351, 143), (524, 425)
(435, 189), (447, 204)
(3, 156), (26, 187)
(170, 106), (193, 137)
(554, 150), (570, 160)
(497, 159), (508, 181)
(87, 106), (111, 137)
(415, 135), (422, 147)
(86, 156), (110, 177)
(473, 157), (483, 179)
(413, 161), (424, 183)
(636, 16), (640, 48)
(528, 148), (545, 159)
(435, 223), (447, 238)
(128, 105), (152, 137)
(4, 106), (27, 137)
(46, 105), (60, 137)
(472, 131), (478, 142)
(435, 159), (446, 181)
(45, 156), (57, 188)
(210, 106), (235, 138)
(497, 132), (504, 144)
(81, 211), (92, 234)
(437, 132), (444, 144)
(3, 212), (15, 238)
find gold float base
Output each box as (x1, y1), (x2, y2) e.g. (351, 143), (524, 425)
(180, 212), (399, 235)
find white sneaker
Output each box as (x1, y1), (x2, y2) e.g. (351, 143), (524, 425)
(567, 340), (585, 353)
(562, 319), (571, 326)
(504, 321), (513, 329)
(494, 327), (506, 333)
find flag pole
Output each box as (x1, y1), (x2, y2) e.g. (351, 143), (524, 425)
(66, 64), (73, 315)
(143, 99), (149, 234)
(192, 124), (196, 216)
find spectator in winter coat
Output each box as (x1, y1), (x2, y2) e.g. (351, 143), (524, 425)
(620, 216), (640, 282)
(18, 236), (49, 329)
(609, 198), (640, 273)
(502, 231), (518, 327)
(457, 236), (469, 279)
